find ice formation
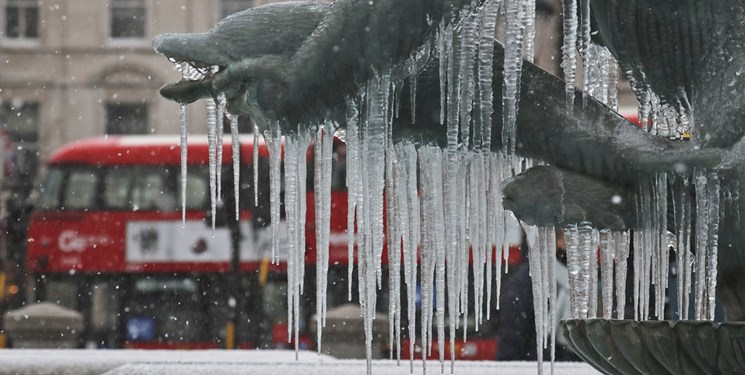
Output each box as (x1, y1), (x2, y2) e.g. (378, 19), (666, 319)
(162, 0), (726, 374)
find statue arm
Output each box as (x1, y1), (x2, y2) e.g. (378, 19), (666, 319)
(281, 0), (472, 122)
(397, 42), (725, 186)
(501, 45), (725, 186)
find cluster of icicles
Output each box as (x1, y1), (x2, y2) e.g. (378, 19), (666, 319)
(170, 0), (721, 374)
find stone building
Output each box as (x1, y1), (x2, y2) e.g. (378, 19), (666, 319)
(0, 0), (278, 192)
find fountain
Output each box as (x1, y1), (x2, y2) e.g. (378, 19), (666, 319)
(152, 0), (745, 373)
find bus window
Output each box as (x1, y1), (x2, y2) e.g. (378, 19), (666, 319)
(103, 166), (204, 211)
(130, 169), (175, 211)
(37, 167), (64, 209)
(64, 169), (98, 210)
(184, 167), (209, 210)
(104, 170), (131, 209)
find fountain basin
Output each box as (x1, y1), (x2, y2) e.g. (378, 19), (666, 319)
(560, 319), (745, 375)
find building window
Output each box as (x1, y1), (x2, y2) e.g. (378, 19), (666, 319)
(4, 0), (39, 39)
(220, 0), (255, 19)
(109, 0), (146, 39)
(0, 100), (40, 188)
(106, 102), (148, 134)
(2, 100), (38, 142)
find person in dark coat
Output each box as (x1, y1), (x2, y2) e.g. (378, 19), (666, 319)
(496, 229), (580, 361)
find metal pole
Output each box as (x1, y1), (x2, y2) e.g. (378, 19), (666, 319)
(224, 135), (242, 349)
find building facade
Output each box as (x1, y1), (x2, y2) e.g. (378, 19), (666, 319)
(0, 0), (280, 191)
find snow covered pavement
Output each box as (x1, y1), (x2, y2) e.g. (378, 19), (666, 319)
(0, 349), (599, 374)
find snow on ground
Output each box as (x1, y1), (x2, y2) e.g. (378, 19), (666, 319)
(0, 349), (599, 375)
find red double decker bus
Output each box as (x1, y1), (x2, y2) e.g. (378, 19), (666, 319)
(25, 135), (353, 349)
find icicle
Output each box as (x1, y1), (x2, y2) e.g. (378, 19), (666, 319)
(539, 227), (550, 350)
(579, 0), (592, 107)
(706, 173), (720, 321)
(384, 134), (398, 361)
(478, 0), (500, 153)
(179, 103), (188, 227)
(215, 93), (227, 206)
(395, 151), (408, 362)
(577, 221), (593, 318)
(417, 146), (447, 369)
(346, 100), (360, 301)
(637, 88), (652, 133)
(502, 0), (526, 154)
(352, 73), (392, 375)
(396, 142), (419, 373)
(356, 111), (374, 374)
(408, 55), (418, 125)
(314, 125), (333, 354)
(560, 0), (578, 108)
(607, 57), (620, 111)
(488, 153), (506, 310)
(297, 131), (312, 295)
(387, 141), (405, 364)
(480, 156), (492, 322)
(588, 228), (598, 318)
(674, 175), (692, 320)
(323, 125), (333, 324)
(523, 0), (537, 63)
(394, 145), (411, 363)
(206, 97), (218, 231)
(547, 227), (557, 375)
(439, 24), (452, 127)
(457, 12), (480, 149)
(656, 173), (669, 320)
(366, 73), (390, 288)
(524, 223), (544, 375)
(445, 23), (462, 341)
(599, 229), (614, 319)
(264, 122), (282, 264)
(457, 155), (469, 343)
(285, 129), (312, 357)
(635, 177), (655, 321)
(585, 45), (611, 104)
(442, 152), (458, 372)
(477, 157), (489, 328)
(229, 113), (240, 221)
(254, 123), (260, 206)
(564, 224), (580, 318)
(613, 231), (629, 319)
(468, 157), (483, 330)
(418, 146), (439, 362)
(694, 169), (710, 320)
(216, 93), (226, 201)
(434, 152), (448, 373)
(284, 134), (299, 347)
(633, 230), (642, 320)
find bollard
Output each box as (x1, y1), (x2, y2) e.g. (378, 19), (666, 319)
(310, 303), (389, 359)
(3, 302), (84, 348)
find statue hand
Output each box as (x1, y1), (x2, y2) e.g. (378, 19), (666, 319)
(153, 1), (328, 125)
(502, 166), (633, 230)
(214, 56), (290, 128)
